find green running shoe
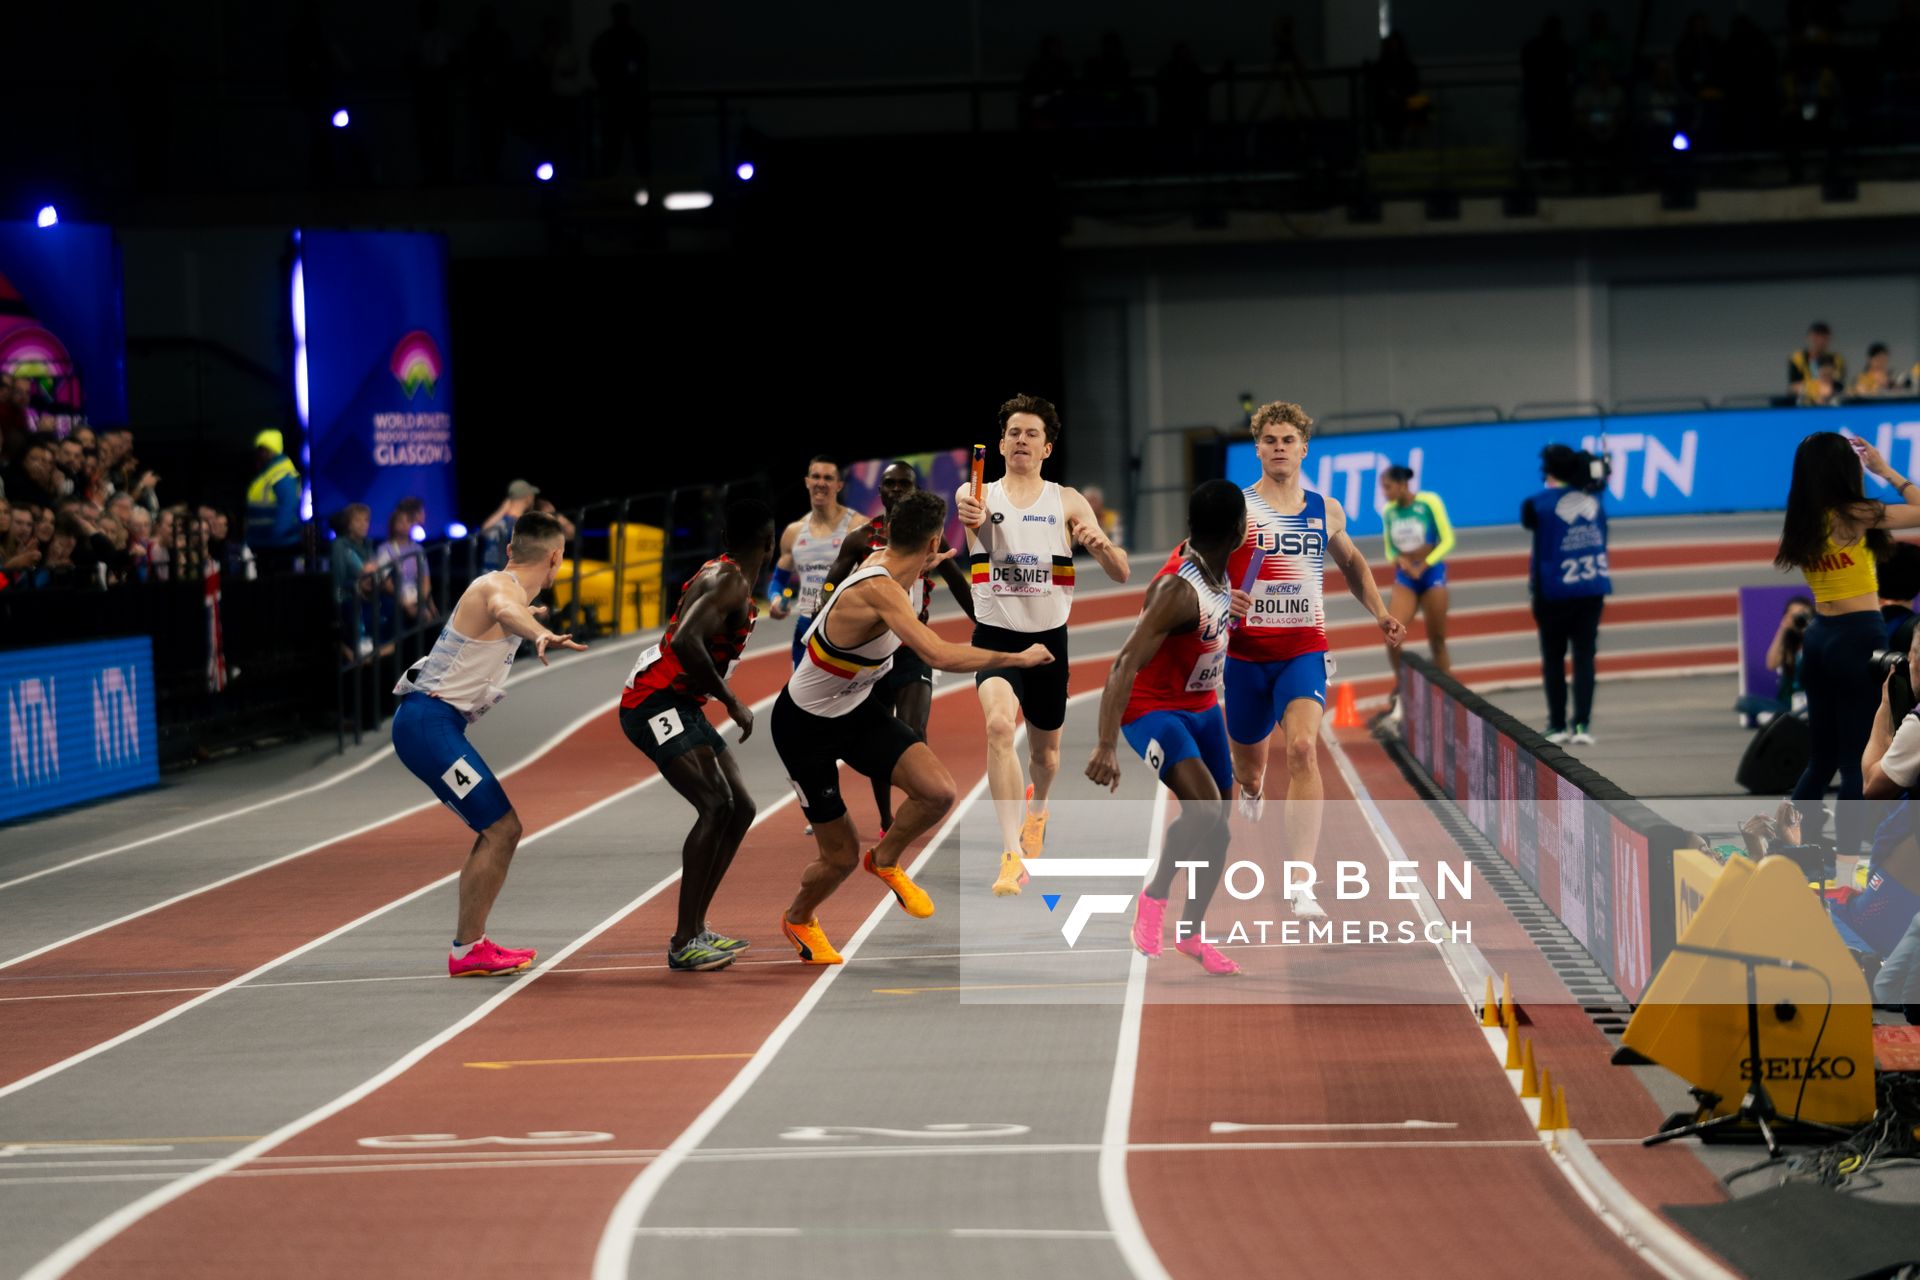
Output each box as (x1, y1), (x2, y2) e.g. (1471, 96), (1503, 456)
(667, 938), (735, 972)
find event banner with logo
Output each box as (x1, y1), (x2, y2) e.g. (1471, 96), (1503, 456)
(297, 230), (456, 530)
(1, 638), (157, 823)
(1225, 404), (1920, 540)
(0, 220), (127, 426)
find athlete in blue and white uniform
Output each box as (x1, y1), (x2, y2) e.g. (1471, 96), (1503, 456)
(768, 455), (861, 666)
(1224, 402), (1403, 915)
(391, 511), (586, 977)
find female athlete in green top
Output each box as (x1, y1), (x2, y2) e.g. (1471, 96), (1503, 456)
(1380, 466), (1454, 690)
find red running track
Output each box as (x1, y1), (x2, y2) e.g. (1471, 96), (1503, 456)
(63, 655), (1119, 1277)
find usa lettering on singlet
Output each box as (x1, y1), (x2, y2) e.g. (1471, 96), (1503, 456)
(793, 511), (860, 617)
(1125, 558), (1232, 720)
(622, 557), (759, 706)
(1226, 487), (1328, 661)
(787, 564), (903, 718)
(965, 479), (1074, 632)
(393, 622), (521, 722)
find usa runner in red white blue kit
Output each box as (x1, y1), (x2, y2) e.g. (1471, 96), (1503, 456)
(390, 510), (587, 978)
(1225, 401), (1403, 916)
(1088, 480), (1247, 975)
(617, 500), (775, 972)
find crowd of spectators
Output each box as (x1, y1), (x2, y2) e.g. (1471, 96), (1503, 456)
(1785, 320), (1920, 405)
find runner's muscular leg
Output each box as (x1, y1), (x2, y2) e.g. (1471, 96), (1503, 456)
(700, 749), (757, 923)
(661, 747), (745, 948)
(1230, 734), (1271, 802)
(1027, 724), (1062, 812)
(785, 814), (862, 925)
(456, 807), (523, 944)
(868, 742), (957, 867)
(979, 676), (1027, 850)
(1279, 696), (1325, 865)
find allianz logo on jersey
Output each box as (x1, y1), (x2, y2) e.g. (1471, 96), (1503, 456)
(1020, 513), (1057, 524)
(7, 678), (59, 787)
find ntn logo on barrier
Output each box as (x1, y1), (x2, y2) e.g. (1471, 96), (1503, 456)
(7, 678), (58, 786)
(92, 666), (140, 767)
(1579, 431), (1697, 500)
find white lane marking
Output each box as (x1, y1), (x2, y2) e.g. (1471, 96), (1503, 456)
(0, 773), (677, 1104)
(1209, 1120), (1456, 1133)
(1320, 727), (1734, 1280)
(1098, 785), (1174, 1280)
(18, 789), (796, 1280)
(636, 1227), (1117, 1240)
(0, 679), (664, 971)
(0, 631), (657, 896)
(780, 1124), (1029, 1142)
(591, 770), (995, 1278)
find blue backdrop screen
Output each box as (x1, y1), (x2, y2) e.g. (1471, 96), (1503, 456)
(0, 221), (127, 425)
(299, 230), (457, 532)
(1, 638), (158, 824)
(1221, 405), (1911, 537)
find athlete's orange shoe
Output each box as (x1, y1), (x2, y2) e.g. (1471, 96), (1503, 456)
(1019, 782), (1048, 860)
(781, 916), (844, 965)
(991, 850), (1025, 897)
(864, 850), (934, 918)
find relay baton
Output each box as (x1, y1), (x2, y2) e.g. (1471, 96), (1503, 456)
(1229, 547), (1266, 630)
(971, 444), (985, 501)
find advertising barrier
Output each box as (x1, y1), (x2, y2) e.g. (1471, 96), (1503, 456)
(1, 637), (158, 823)
(1225, 404), (1920, 540)
(1397, 652), (1686, 1000)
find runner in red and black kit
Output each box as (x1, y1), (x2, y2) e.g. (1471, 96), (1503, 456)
(618, 500), (775, 972)
(820, 461), (975, 830)
(1087, 480), (1246, 975)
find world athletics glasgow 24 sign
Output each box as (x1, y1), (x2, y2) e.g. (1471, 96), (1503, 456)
(1, 637), (158, 823)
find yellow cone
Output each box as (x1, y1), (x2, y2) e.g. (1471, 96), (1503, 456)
(1537, 1069), (1556, 1130)
(1520, 1040), (1539, 1098)
(1481, 976), (1499, 1027)
(1504, 1005), (1523, 1069)
(1553, 1086), (1568, 1132)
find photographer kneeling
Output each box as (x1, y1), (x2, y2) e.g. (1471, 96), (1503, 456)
(1847, 624), (1920, 1023)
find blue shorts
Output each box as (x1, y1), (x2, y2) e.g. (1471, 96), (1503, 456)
(1394, 561), (1448, 595)
(790, 615), (814, 669)
(1122, 707), (1233, 794)
(392, 693), (513, 832)
(1224, 653), (1328, 745)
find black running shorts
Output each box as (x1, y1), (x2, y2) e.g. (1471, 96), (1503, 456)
(971, 622), (1070, 732)
(620, 690), (727, 769)
(771, 687), (921, 825)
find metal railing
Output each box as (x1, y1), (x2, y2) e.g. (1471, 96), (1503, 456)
(332, 476), (762, 750)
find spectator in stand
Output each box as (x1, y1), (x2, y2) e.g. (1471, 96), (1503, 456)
(148, 506), (180, 581)
(54, 435), (92, 502)
(1368, 31), (1427, 147)
(1522, 16), (1575, 159)
(479, 477), (540, 571)
(198, 503), (254, 579)
(1638, 58), (1683, 158)
(1083, 31), (1142, 126)
(98, 429), (158, 512)
(375, 501), (437, 626)
(246, 428), (305, 574)
(6, 439), (65, 510)
(1854, 343), (1898, 397)
(125, 505), (154, 575)
(1790, 322), (1846, 405)
(0, 498), (36, 583)
(331, 502), (380, 655)
(1020, 35), (1076, 129)
(1573, 61), (1627, 168)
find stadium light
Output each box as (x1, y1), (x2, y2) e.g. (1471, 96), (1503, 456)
(735, 162), (755, 181)
(447, 522), (469, 538)
(410, 524), (426, 543)
(535, 162), (555, 182)
(332, 108), (350, 129)
(633, 188), (650, 207)
(1670, 132), (1690, 152)
(35, 206), (58, 228)
(664, 191), (714, 212)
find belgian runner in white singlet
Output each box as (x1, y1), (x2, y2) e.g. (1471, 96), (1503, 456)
(955, 395), (1130, 898)
(387, 512), (586, 977)
(774, 490), (1053, 966)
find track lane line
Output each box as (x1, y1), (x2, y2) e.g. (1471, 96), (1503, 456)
(0, 631), (660, 895)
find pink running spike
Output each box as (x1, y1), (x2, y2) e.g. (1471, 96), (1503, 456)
(1132, 893), (1167, 958)
(1175, 935), (1241, 975)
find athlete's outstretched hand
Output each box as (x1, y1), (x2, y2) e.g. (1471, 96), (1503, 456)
(1085, 744), (1122, 792)
(727, 697), (756, 743)
(534, 631), (589, 665)
(956, 491), (987, 529)
(1376, 613), (1407, 647)
(1015, 643), (1054, 667)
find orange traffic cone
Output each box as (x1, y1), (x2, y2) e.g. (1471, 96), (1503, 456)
(1331, 682), (1361, 728)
